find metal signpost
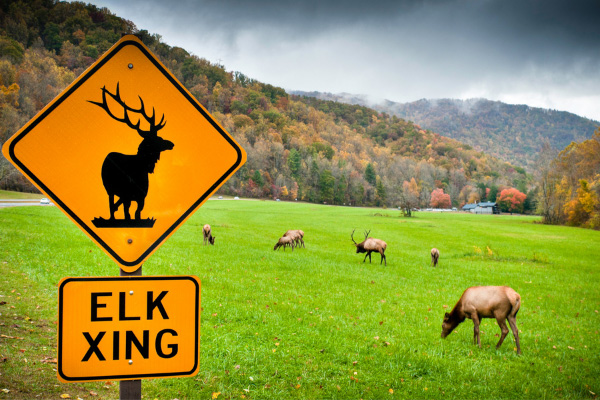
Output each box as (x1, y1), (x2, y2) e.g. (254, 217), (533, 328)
(2, 35), (246, 399)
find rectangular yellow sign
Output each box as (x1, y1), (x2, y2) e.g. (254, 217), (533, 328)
(57, 276), (200, 382)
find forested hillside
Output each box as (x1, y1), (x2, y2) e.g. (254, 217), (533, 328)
(295, 92), (599, 171)
(0, 0), (531, 210)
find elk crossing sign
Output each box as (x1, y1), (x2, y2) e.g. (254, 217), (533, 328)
(57, 276), (200, 382)
(2, 35), (246, 272)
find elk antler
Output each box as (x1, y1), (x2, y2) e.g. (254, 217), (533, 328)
(89, 83), (166, 138)
(364, 230), (371, 239)
(351, 229), (357, 244)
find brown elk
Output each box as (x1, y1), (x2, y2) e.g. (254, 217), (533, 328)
(89, 83), (174, 221)
(431, 248), (440, 267)
(283, 230), (305, 248)
(351, 229), (387, 266)
(274, 236), (295, 251)
(203, 224), (215, 245)
(441, 286), (521, 354)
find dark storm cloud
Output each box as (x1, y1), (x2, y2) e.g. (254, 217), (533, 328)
(90, 0), (600, 119)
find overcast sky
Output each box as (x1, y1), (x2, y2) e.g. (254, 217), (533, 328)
(87, 0), (600, 121)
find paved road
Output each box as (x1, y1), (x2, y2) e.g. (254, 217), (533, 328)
(0, 199), (53, 208)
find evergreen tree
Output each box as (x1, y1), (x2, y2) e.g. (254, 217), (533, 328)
(364, 163), (376, 186)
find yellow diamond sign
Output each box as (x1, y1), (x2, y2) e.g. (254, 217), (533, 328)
(2, 35), (246, 272)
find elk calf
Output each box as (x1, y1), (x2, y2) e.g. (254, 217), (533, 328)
(351, 229), (387, 266)
(274, 236), (295, 251)
(203, 224), (215, 245)
(441, 286), (521, 354)
(431, 248), (440, 267)
(283, 229), (305, 248)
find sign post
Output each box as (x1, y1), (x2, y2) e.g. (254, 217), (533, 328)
(2, 34), (245, 399)
(120, 267), (142, 399)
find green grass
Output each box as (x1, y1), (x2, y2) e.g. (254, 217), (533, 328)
(0, 190), (44, 200)
(0, 200), (599, 399)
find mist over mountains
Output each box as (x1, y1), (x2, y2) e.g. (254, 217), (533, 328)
(292, 91), (599, 170)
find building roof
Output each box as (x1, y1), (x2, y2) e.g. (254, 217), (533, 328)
(478, 202), (497, 208)
(462, 203), (477, 210)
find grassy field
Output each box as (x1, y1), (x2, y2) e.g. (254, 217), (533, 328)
(0, 190), (44, 200)
(0, 199), (598, 399)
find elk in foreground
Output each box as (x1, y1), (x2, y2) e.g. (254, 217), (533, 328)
(431, 248), (440, 267)
(441, 286), (521, 355)
(89, 83), (174, 221)
(351, 229), (387, 266)
(203, 224), (215, 245)
(274, 236), (295, 251)
(283, 229), (305, 248)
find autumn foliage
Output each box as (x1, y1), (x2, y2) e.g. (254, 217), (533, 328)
(497, 188), (527, 213)
(430, 188), (451, 209)
(537, 129), (600, 229)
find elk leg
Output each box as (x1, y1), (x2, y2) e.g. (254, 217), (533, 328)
(368, 252), (372, 263)
(363, 252), (369, 263)
(123, 200), (131, 220)
(135, 199), (144, 220)
(508, 315), (521, 355)
(471, 314), (481, 347)
(495, 317), (509, 350)
(108, 194), (116, 219)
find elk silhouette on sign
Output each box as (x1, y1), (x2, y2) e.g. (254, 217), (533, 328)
(90, 83), (174, 228)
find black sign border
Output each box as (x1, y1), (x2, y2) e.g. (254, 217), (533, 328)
(57, 276), (200, 382)
(7, 37), (244, 268)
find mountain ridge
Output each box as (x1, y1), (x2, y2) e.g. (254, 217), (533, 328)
(292, 91), (599, 170)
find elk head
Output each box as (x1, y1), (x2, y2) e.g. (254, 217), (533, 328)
(89, 83), (174, 173)
(441, 312), (460, 338)
(351, 229), (370, 253)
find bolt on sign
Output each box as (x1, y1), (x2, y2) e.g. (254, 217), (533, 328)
(2, 35), (246, 272)
(57, 276), (200, 382)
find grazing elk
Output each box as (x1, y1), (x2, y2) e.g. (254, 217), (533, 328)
(441, 286), (521, 355)
(431, 248), (440, 267)
(274, 236), (295, 251)
(283, 229), (305, 248)
(203, 224), (215, 245)
(89, 83), (174, 221)
(351, 229), (387, 266)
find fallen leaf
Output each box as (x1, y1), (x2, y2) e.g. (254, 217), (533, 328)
(40, 357), (57, 364)
(235, 365), (240, 370)
(60, 394), (71, 399)
(295, 384), (301, 389)
(568, 346), (575, 350)
(352, 361), (358, 365)
(2, 389), (9, 394)
(89, 391), (97, 396)
(374, 336), (379, 340)
(389, 388), (394, 394)
(211, 392), (221, 399)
